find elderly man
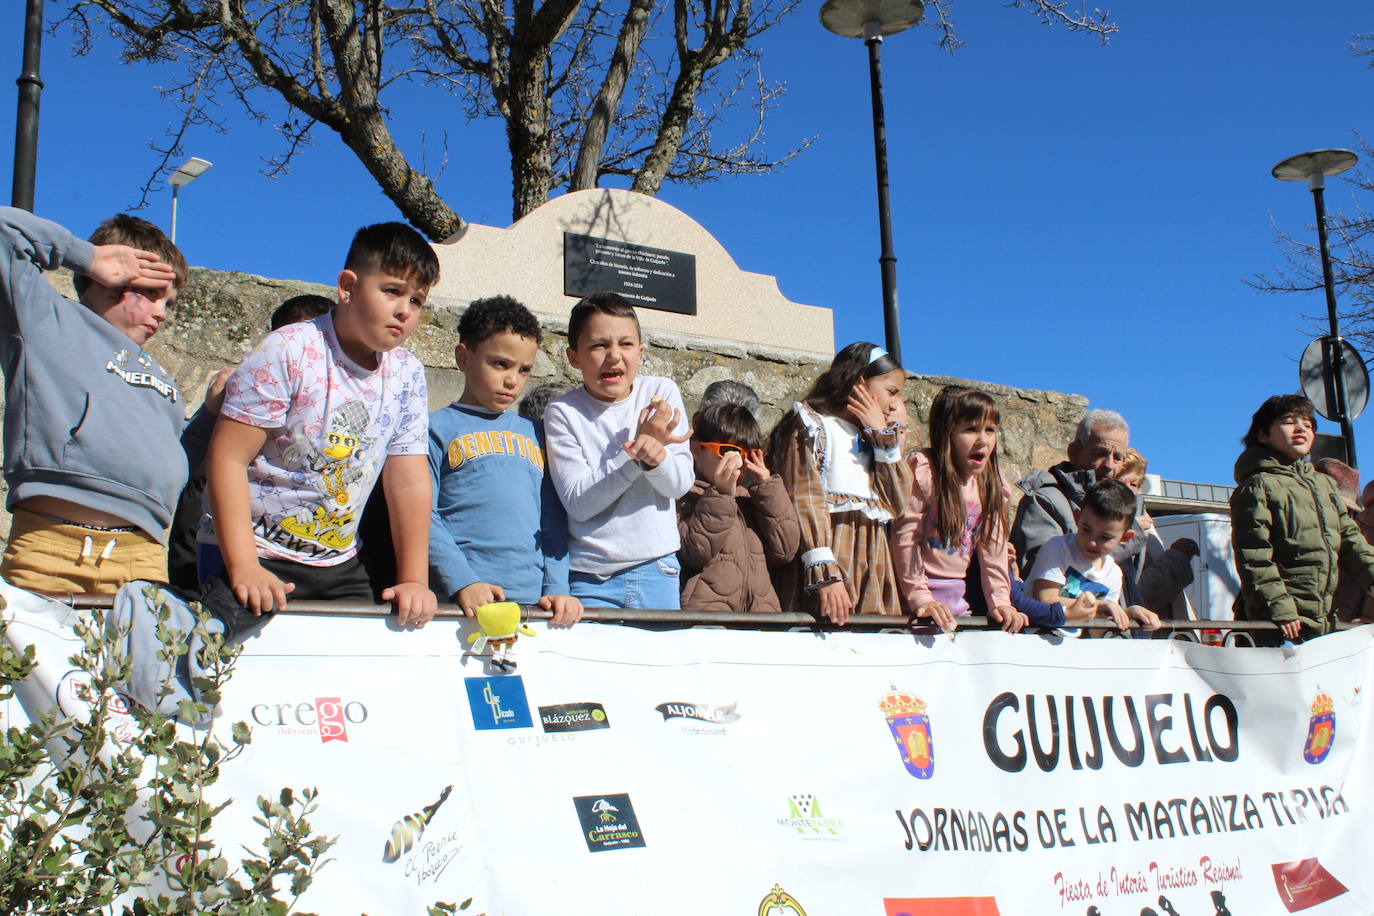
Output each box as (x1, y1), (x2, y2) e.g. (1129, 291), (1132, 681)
(1010, 409), (1194, 613)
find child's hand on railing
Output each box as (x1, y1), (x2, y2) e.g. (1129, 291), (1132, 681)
(915, 599), (955, 632)
(1064, 592), (1097, 624)
(990, 605), (1029, 633)
(1126, 604), (1162, 631)
(538, 594), (585, 627)
(458, 581), (505, 617)
(1098, 600), (1131, 630)
(818, 580), (852, 626)
(384, 581), (436, 628)
(230, 563), (295, 615)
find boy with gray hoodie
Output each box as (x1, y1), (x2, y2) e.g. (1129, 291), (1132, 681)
(0, 207), (187, 594)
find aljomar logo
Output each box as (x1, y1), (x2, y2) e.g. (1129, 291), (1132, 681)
(654, 701), (740, 724)
(776, 794), (844, 840)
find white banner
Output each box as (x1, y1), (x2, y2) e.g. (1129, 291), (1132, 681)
(5, 579), (1372, 915)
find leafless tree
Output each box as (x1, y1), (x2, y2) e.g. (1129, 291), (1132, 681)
(58, 0), (1117, 240)
(1249, 36), (1374, 350)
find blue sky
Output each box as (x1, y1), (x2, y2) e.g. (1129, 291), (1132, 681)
(1, 0), (1370, 486)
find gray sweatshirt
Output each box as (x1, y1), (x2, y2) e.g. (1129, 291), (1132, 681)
(544, 376), (693, 574)
(0, 207), (187, 541)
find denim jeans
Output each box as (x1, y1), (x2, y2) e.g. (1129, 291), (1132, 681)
(570, 553), (681, 609)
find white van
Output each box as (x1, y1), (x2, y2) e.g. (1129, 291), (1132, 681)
(1151, 513), (1238, 622)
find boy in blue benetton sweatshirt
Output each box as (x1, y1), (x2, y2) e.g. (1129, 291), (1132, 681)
(428, 296), (582, 624)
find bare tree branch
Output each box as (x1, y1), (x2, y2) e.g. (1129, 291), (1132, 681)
(1249, 131), (1374, 352)
(569, 0), (654, 190)
(57, 0), (1118, 232)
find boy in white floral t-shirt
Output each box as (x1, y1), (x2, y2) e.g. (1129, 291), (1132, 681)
(202, 223), (438, 626)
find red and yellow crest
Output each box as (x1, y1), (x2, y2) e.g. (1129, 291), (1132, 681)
(1303, 691), (1335, 765)
(881, 688), (934, 779)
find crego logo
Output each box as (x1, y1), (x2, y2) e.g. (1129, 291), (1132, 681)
(250, 697), (367, 742)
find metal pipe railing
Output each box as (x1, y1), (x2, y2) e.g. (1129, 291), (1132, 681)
(59, 595), (1359, 640)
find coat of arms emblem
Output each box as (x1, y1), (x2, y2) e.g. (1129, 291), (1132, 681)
(1303, 691), (1335, 764)
(881, 688), (933, 779)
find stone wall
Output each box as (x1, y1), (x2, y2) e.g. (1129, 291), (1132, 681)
(12, 267), (1089, 534)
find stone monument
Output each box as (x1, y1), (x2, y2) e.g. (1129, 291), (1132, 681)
(427, 188), (834, 359)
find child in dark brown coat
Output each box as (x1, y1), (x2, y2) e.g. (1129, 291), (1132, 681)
(678, 403), (801, 612)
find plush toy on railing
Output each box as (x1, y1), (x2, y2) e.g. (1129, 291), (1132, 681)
(467, 601), (536, 671)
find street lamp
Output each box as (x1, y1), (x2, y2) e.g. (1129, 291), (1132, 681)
(820, 0), (923, 366)
(1272, 148), (1360, 466)
(11, 0), (45, 211)
(168, 156), (213, 244)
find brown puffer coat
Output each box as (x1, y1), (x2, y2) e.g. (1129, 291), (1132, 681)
(677, 475), (802, 613)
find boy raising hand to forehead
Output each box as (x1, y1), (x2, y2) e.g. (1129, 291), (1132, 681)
(0, 207), (188, 594)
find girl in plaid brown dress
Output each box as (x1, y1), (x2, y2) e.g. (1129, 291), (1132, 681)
(769, 342), (911, 623)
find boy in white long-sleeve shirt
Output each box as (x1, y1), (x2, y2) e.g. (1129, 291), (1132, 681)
(543, 293), (693, 608)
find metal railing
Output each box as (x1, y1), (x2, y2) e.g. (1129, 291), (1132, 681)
(63, 596), (1361, 645)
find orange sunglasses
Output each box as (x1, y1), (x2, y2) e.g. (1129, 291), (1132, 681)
(696, 441), (747, 459)
(697, 442), (767, 463)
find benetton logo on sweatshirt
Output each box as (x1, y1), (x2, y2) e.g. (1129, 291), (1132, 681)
(446, 430), (543, 471)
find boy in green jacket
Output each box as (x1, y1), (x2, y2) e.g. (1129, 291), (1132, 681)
(1231, 394), (1374, 642)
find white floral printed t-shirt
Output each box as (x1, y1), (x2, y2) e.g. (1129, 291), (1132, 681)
(200, 312), (428, 566)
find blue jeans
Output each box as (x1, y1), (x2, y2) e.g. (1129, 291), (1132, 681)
(570, 554), (681, 609)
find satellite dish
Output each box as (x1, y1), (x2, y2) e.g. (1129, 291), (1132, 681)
(1299, 336), (1369, 422)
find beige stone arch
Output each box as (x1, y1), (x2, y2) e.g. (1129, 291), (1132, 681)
(428, 188), (834, 358)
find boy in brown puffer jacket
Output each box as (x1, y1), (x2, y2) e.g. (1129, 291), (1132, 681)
(1231, 394), (1374, 642)
(678, 403), (801, 613)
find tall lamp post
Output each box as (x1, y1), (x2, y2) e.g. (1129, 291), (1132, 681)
(11, 0), (45, 210)
(820, 0), (923, 366)
(169, 157), (213, 244)
(1272, 148), (1360, 467)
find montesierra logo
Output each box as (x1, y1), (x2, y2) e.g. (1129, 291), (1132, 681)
(655, 702), (740, 723)
(777, 794), (844, 840)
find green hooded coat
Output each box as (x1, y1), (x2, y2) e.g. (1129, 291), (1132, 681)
(1230, 445), (1374, 635)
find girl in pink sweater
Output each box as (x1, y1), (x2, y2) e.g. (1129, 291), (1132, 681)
(892, 386), (1029, 632)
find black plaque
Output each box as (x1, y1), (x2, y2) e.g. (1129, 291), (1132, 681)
(563, 232), (697, 315)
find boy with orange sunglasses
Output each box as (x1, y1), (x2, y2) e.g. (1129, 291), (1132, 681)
(677, 402), (801, 613)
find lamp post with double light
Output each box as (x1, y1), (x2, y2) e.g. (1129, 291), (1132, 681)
(820, 0), (923, 366)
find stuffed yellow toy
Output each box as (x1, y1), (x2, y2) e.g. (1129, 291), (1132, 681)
(467, 601), (536, 671)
